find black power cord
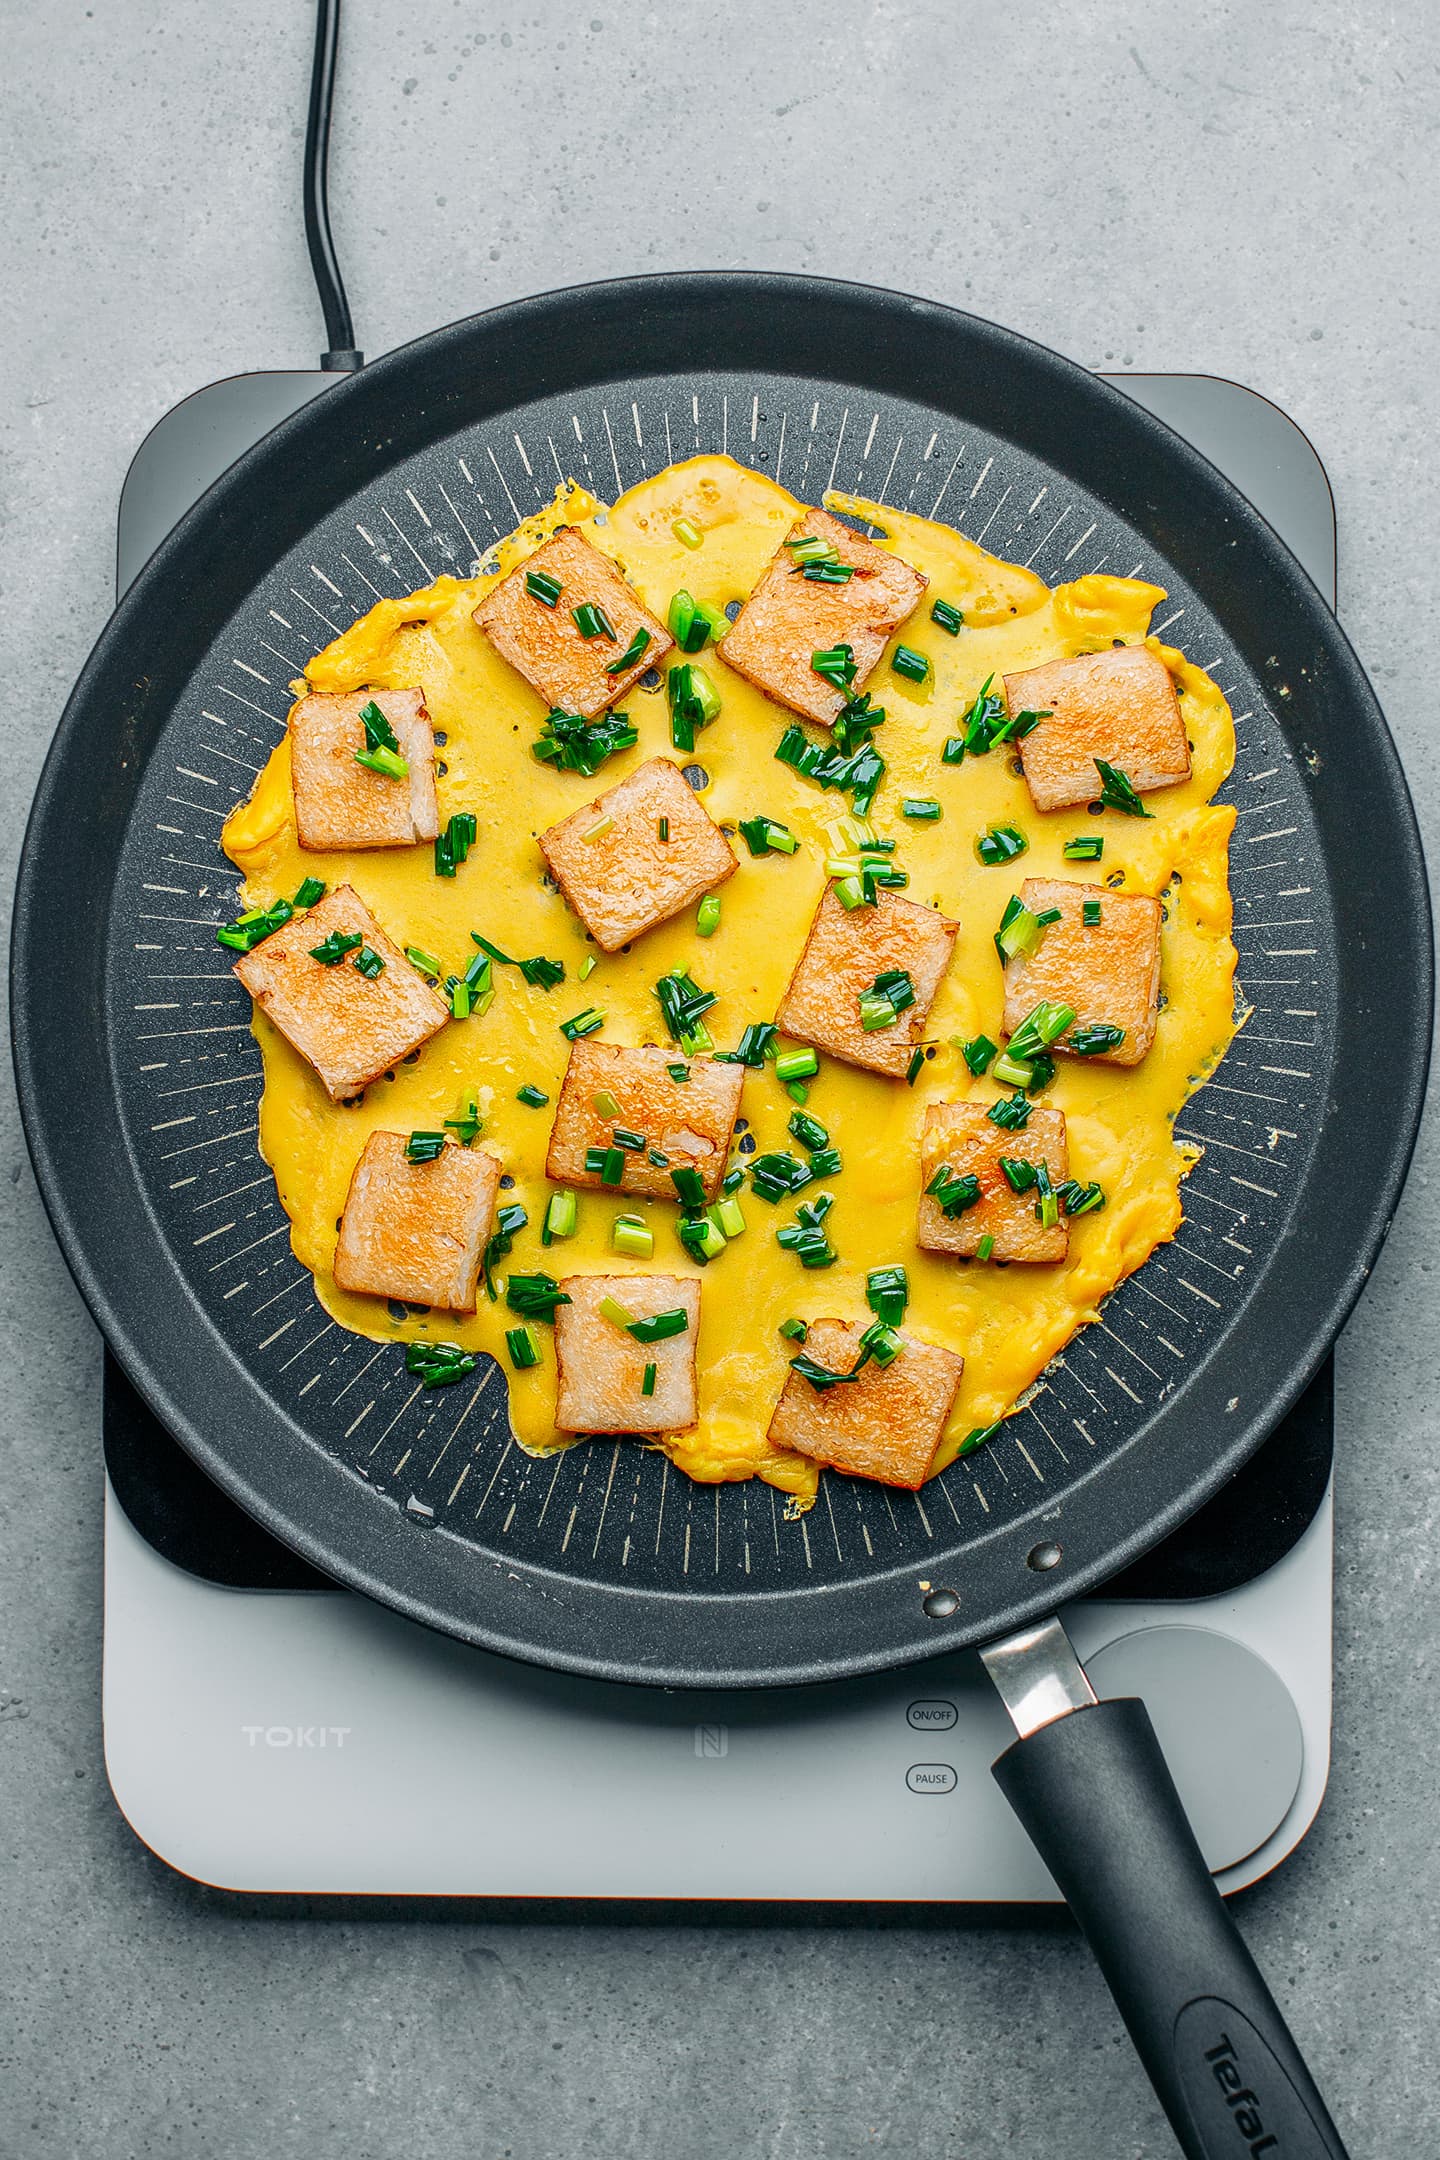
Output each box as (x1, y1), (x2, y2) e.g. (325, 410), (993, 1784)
(305, 0), (363, 371)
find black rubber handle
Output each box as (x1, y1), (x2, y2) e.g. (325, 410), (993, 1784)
(993, 1696), (1349, 2160)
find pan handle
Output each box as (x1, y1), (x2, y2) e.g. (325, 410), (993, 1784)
(984, 1619), (1349, 2160)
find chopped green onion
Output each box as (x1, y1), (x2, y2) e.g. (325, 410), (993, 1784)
(1036, 1186), (1060, 1232)
(571, 601), (617, 641)
(559, 1007), (605, 1042)
(987, 1092), (1032, 1131)
(775, 1046), (818, 1082)
(598, 1147), (624, 1186)
(858, 967), (915, 1031)
(1094, 758), (1153, 818)
(750, 1151), (813, 1203)
(516, 1084), (549, 1108)
(667, 589), (725, 654)
(653, 967), (716, 1052)
(641, 1361), (658, 1397)
(1057, 1179), (1107, 1217)
(1068, 1024), (1127, 1056)
(352, 944), (385, 979)
(357, 699), (400, 753)
(434, 811), (478, 877)
(598, 1293), (634, 1330)
(605, 626), (652, 675)
(994, 894), (1055, 963)
(505, 1271), (571, 1318)
(591, 1089), (622, 1121)
(905, 1046), (925, 1086)
(975, 1234), (995, 1261)
(788, 1110), (830, 1154)
(404, 1130), (448, 1163)
(738, 815), (798, 857)
(525, 568), (563, 606)
(890, 644), (929, 684)
(1082, 899), (1102, 927)
(293, 877), (326, 909)
(541, 1190), (578, 1244)
(505, 1325), (542, 1370)
(926, 1165), (983, 1218)
(786, 534), (840, 565)
(479, 1200), (526, 1300)
(810, 643), (858, 693)
(532, 708), (638, 776)
(999, 1157), (1039, 1193)
(1008, 1000), (1077, 1061)
(714, 1021), (777, 1068)
(832, 875), (867, 911)
(800, 560), (856, 583)
(975, 824), (1029, 867)
(677, 1215), (727, 1265)
(611, 1215), (654, 1259)
(866, 1264), (909, 1327)
(581, 816), (613, 844)
(406, 1341), (478, 1389)
(666, 662), (721, 750)
(711, 1193), (747, 1240)
(959, 1035), (997, 1076)
(665, 1063), (690, 1084)
(789, 1351), (855, 1391)
(657, 817), (669, 843)
(444, 1099), (484, 1145)
(990, 1050), (1038, 1089)
(902, 797), (943, 822)
(930, 598), (964, 635)
(669, 1164), (707, 1209)
(857, 1317), (902, 1368)
(612, 1127), (646, 1151)
(405, 944), (442, 977)
(779, 1317), (809, 1343)
(579, 954), (598, 981)
(696, 893), (722, 937)
(629, 1307), (691, 1344)
(807, 1146), (843, 1177)
(217, 898), (294, 953)
(1063, 835), (1105, 861)
(309, 929), (364, 965)
(672, 517), (703, 550)
(956, 1421), (1001, 1458)
(354, 743), (409, 781)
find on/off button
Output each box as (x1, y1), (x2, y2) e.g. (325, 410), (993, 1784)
(907, 1699), (958, 1730)
(906, 1763), (958, 1794)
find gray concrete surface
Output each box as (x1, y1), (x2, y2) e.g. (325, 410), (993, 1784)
(2, 3), (1437, 2154)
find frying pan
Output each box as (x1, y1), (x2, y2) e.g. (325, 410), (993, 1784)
(13, 273), (1428, 2158)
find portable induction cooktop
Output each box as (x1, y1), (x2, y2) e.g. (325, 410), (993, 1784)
(101, 368), (1340, 1900)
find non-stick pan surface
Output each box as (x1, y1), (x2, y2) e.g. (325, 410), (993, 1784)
(12, 274), (1430, 1686)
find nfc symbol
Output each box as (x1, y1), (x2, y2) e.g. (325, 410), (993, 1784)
(694, 1724), (729, 1758)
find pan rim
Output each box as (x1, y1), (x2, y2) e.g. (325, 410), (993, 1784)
(12, 270), (1433, 1686)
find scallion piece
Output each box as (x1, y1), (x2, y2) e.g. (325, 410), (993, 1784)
(775, 1047), (818, 1082)
(738, 815), (798, 857)
(571, 601), (617, 641)
(696, 893), (722, 937)
(677, 1215), (726, 1265)
(405, 945), (442, 978)
(990, 1050), (1038, 1089)
(404, 1130), (448, 1163)
(1063, 835), (1104, 862)
(505, 1271), (570, 1319)
(902, 797), (943, 821)
(444, 1099), (484, 1145)
(890, 644), (929, 684)
(956, 1421), (1001, 1458)
(434, 811), (478, 878)
(641, 1361), (658, 1397)
(293, 877), (326, 909)
(866, 1264), (909, 1327)
(994, 895), (1054, 963)
(987, 1092), (1032, 1131)
(1094, 758), (1153, 818)
(605, 626), (651, 676)
(352, 944), (385, 979)
(857, 967), (915, 1031)
(856, 1317), (902, 1368)
(974, 824), (1028, 868)
(309, 929), (363, 966)
(406, 1341), (478, 1389)
(525, 568), (563, 607)
(672, 517), (703, 550)
(354, 743), (409, 781)
(1082, 899), (1102, 927)
(778, 1317), (808, 1343)
(665, 1063), (690, 1084)
(669, 1164), (707, 1210)
(629, 1307), (691, 1344)
(810, 643), (858, 693)
(505, 1325), (542, 1370)
(598, 1293), (634, 1331)
(666, 662), (720, 750)
(559, 1007), (605, 1042)
(788, 1110), (830, 1154)
(612, 1127), (645, 1151)
(357, 699), (401, 753)
(217, 900), (293, 954)
(1068, 1023), (1127, 1056)
(516, 1084), (549, 1108)
(542, 1191), (578, 1244)
(930, 598), (964, 635)
(657, 817), (669, 843)
(905, 1046), (925, 1086)
(975, 1234), (995, 1261)
(1008, 1000), (1077, 1061)
(710, 1193), (747, 1240)
(999, 1157), (1039, 1193)
(532, 708), (638, 776)
(653, 967), (716, 1053)
(611, 1215), (654, 1259)
(959, 1035), (997, 1076)
(926, 1165), (982, 1218)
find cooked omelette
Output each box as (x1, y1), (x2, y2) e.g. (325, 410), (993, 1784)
(221, 455), (1238, 1507)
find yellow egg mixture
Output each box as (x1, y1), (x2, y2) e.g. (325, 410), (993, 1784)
(222, 455), (1238, 1507)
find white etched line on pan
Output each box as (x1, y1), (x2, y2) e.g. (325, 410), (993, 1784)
(1094, 1320), (1165, 1383)
(662, 408), (675, 465)
(155, 1120), (257, 1158)
(820, 1480), (845, 1563)
(1175, 1276), (1223, 1309)
(435, 480), (483, 565)
(287, 586), (343, 634)
(381, 507), (433, 580)
(825, 406), (850, 495)
(216, 684), (285, 724)
(485, 445), (523, 525)
(653, 1457), (669, 1556)
(1244, 828), (1299, 846)
(1230, 1172), (1281, 1198)
(1064, 521), (1098, 560)
(268, 608), (293, 630)
(279, 1321), (334, 1374)
(798, 401), (819, 490)
(191, 1221), (234, 1246)
(340, 550), (386, 601)
(231, 659), (271, 685)
(173, 767), (218, 788)
(1104, 1367), (1143, 1406)
(601, 406), (623, 495)
(928, 447), (965, 518)
(141, 887), (187, 900)
(1024, 505), (1071, 565)
(187, 744), (257, 776)
(164, 797), (227, 822)
(750, 393), (760, 444)
(1176, 1128), (1288, 1168)
(1026, 486), (1048, 516)
(974, 484), (1012, 544)
(427, 1380), (487, 1478)
(332, 1345), (386, 1405)
(401, 489), (434, 533)
(1026, 1397), (1069, 1466)
(474, 1439), (516, 1520)
(912, 1491), (934, 1538)
(191, 1175), (271, 1209)
(861, 410), (880, 461)
(590, 1444), (623, 1559)
(1172, 1235), (1246, 1280)
(536, 1452), (568, 1530)
(207, 1224), (287, 1270)
(547, 434), (567, 487)
(308, 565), (344, 601)
(366, 1383), (424, 1456)
(967, 454), (994, 502)
(257, 1318), (296, 1352)
(1129, 1276), (1192, 1326)
(721, 394), (729, 455)
(248, 1274), (309, 1317)
(1012, 1437), (1045, 1482)
(774, 409), (788, 487)
(628, 401), (643, 451)
(877, 433), (904, 504)
(1153, 608), (1185, 634)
